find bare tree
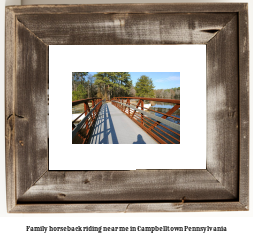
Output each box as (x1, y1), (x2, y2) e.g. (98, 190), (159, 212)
(163, 90), (170, 98)
(129, 85), (136, 97)
(87, 74), (96, 98)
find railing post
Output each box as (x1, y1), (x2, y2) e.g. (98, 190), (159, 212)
(108, 97), (180, 144)
(73, 97), (104, 144)
(86, 102), (90, 113)
(83, 103), (88, 137)
(131, 99), (141, 119)
(84, 103), (87, 116)
(92, 99), (95, 119)
(85, 102), (90, 131)
(141, 99), (144, 125)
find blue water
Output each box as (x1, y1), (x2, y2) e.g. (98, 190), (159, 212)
(148, 103), (180, 144)
(151, 104), (174, 109)
(150, 103), (180, 118)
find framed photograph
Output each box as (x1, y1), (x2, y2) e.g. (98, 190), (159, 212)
(50, 45), (206, 170)
(5, 3), (249, 213)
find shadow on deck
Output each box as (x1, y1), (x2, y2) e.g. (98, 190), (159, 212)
(88, 103), (157, 144)
(89, 104), (119, 144)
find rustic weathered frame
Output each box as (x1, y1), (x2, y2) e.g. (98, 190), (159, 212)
(5, 4), (249, 213)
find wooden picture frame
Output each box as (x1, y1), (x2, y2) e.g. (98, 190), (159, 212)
(5, 3), (249, 213)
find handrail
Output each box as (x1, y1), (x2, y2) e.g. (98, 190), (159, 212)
(130, 102), (179, 120)
(112, 97), (180, 104)
(72, 101), (102, 139)
(111, 97), (180, 144)
(72, 97), (102, 106)
(72, 98), (103, 144)
(72, 97), (180, 144)
(112, 101), (180, 131)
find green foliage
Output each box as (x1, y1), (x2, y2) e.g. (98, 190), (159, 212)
(135, 75), (155, 98)
(171, 87), (180, 91)
(72, 72), (89, 101)
(72, 72), (88, 84)
(93, 72), (132, 99)
(72, 72), (180, 101)
(72, 84), (87, 101)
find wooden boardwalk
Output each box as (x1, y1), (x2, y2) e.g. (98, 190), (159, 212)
(89, 102), (158, 144)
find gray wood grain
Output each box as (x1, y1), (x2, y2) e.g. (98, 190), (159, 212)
(18, 170), (236, 202)
(16, 13), (235, 45)
(7, 3), (246, 14)
(126, 202), (248, 212)
(5, 3), (249, 213)
(5, 7), (17, 212)
(10, 202), (247, 213)
(206, 16), (239, 198)
(15, 20), (48, 200)
(238, 4), (249, 209)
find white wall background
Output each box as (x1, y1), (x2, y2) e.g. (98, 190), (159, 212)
(1, 0), (252, 237)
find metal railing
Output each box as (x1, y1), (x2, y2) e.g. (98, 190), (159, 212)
(72, 98), (102, 144)
(111, 97), (180, 144)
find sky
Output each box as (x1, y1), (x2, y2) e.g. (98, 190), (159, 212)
(129, 72), (180, 89)
(88, 72), (180, 89)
